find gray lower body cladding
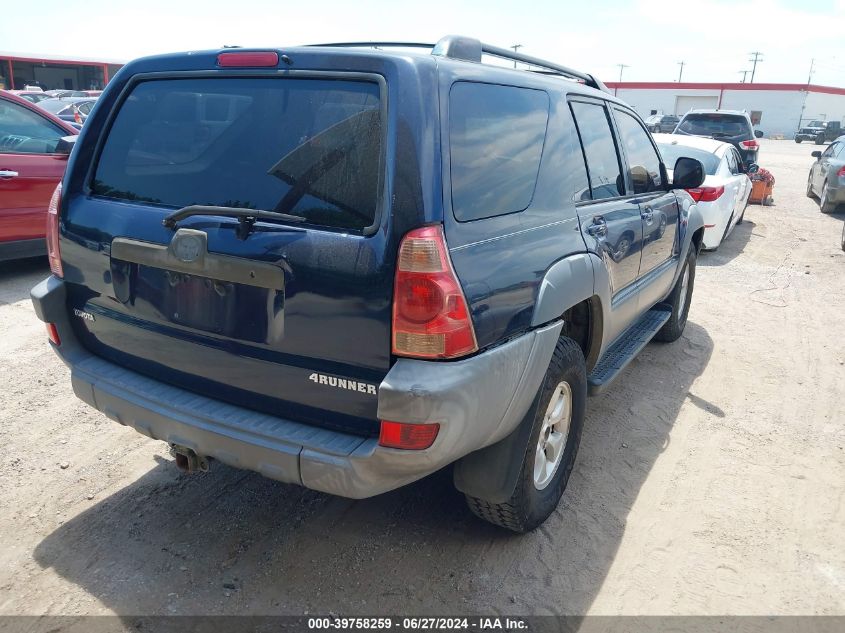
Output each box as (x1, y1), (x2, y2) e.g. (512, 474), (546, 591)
(31, 275), (562, 498)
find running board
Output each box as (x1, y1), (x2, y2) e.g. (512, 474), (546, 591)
(587, 308), (671, 395)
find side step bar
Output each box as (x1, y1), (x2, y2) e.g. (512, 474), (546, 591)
(587, 308), (671, 395)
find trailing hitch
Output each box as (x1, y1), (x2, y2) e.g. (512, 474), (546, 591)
(169, 444), (210, 473)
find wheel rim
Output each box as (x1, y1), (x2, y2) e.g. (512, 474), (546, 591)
(679, 264), (690, 316)
(533, 381), (572, 491)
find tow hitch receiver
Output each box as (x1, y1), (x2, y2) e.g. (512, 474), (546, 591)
(170, 444), (210, 473)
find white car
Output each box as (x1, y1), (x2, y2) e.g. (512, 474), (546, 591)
(654, 133), (753, 250)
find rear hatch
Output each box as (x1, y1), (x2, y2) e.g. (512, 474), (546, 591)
(675, 113), (753, 145)
(60, 63), (399, 435)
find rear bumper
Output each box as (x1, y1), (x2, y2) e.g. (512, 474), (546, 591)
(31, 275), (561, 499)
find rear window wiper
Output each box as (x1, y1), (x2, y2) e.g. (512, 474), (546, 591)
(163, 205), (305, 234)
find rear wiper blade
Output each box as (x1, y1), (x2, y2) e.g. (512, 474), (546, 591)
(162, 205), (305, 229)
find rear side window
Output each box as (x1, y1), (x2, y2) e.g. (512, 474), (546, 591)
(677, 113), (751, 138)
(570, 101), (624, 200)
(449, 82), (549, 221)
(92, 77), (383, 232)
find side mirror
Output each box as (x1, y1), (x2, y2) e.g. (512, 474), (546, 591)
(672, 157), (705, 190)
(746, 163), (759, 174)
(754, 130), (764, 138)
(811, 151), (822, 159)
(55, 135), (78, 155)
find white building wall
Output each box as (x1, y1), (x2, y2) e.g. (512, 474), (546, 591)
(802, 92), (845, 127)
(612, 87), (845, 138)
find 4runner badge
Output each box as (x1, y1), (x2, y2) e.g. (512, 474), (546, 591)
(308, 373), (377, 395)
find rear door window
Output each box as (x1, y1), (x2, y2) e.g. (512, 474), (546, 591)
(570, 101), (624, 200)
(92, 77), (384, 232)
(449, 82), (550, 221)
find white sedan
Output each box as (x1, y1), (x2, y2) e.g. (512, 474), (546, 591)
(654, 134), (753, 250)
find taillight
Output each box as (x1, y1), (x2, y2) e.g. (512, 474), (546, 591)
(838, 166), (845, 178)
(686, 185), (725, 203)
(739, 139), (759, 150)
(392, 226), (478, 359)
(379, 420), (440, 450)
(217, 51), (279, 67)
(46, 323), (61, 346)
(46, 183), (63, 277)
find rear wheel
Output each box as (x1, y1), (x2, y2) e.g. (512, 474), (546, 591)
(654, 246), (696, 343)
(815, 135), (826, 145)
(465, 337), (586, 533)
(807, 174), (816, 199)
(841, 223), (845, 251)
(795, 137), (802, 144)
(820, 182), (837, 213)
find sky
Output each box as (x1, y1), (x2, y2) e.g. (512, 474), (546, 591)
(3, 0), (844, 86)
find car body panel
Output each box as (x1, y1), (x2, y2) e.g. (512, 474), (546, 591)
(0, 90), (78, 259)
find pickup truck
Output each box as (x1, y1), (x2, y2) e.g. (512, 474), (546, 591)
(795, 120), (843, 144)
(31, 36), (705, 532)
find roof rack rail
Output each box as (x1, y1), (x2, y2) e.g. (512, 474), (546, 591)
(305, 35), (609, 93)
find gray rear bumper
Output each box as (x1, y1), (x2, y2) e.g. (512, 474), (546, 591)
(31, 276), (561, 498)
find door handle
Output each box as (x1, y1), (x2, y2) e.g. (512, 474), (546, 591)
(641, 206), (654, 224)
(587, 217), (608, 238)
(0, 170), (19, 179)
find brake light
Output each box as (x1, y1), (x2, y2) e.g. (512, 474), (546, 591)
(216, 51), (279, 67)
(838, 166), (845, 178)
(686, 185), (725, 203)
(392, 226), (478, 359)
(739, 139), (759, 150)
(379, 420), (440, 450)
(46, 323), (61, 346)
(73, 109), (82, 124)
(46, 183), (63, 277)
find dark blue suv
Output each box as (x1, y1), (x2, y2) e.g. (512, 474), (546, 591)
(31, 36), (705, 532)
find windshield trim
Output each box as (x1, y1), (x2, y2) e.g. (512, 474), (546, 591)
(84, 69), (389, 237)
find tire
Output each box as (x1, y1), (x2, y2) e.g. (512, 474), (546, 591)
(820, 182), (837, 213)
(795, 137), (802, 144)
(738, 198), (748, 223)
(715, 213), (734, 248)
(807, 174), (816, 199)
(465, 337), (586, 533)
(815, 135), (825, 145)
(654, 246), (696, 343)
(841, 222), (845, 252)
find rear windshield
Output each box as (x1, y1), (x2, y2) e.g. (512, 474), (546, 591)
(656, 143), (721, 175)
(38, 100), (75, 114)
(92, 77), (383, 232)
(449, 82), (549, 221)
(676, 113), (750, 139)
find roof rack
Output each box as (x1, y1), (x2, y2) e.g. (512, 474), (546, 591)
(305, 35), (609, 93)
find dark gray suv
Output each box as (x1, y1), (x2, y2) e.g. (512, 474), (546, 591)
(675, 109), (762, 165)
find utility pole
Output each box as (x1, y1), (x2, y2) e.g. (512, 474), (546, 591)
(510, 44), (522, 68)
(617, 63), (630, 82)
(807, 58), (815, 85)
(677, 61), (685, 82)
(738, 70), (750, 83)
(748, 51), (764, 83)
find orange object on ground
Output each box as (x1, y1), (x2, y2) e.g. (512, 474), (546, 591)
(749, 179), (774, 206)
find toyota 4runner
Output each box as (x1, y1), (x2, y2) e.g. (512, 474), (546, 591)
(31, 36), (705, 532)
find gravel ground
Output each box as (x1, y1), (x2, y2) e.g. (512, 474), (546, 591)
(0, 139), (843, 619)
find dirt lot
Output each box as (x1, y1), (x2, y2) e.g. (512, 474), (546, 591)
(0, 139), (843, 618)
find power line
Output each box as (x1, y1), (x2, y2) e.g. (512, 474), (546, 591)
(677, 61), (685, 82)
(748, 51), (764, 83)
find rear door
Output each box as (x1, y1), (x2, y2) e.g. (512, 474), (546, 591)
(62, 74), (393, 435)
(570, 99), (643, 297)
(611, 106), (679, 282)
(0, 96), (70, 244)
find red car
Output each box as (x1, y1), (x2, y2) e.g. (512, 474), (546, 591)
(0, 90), (78, 262)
